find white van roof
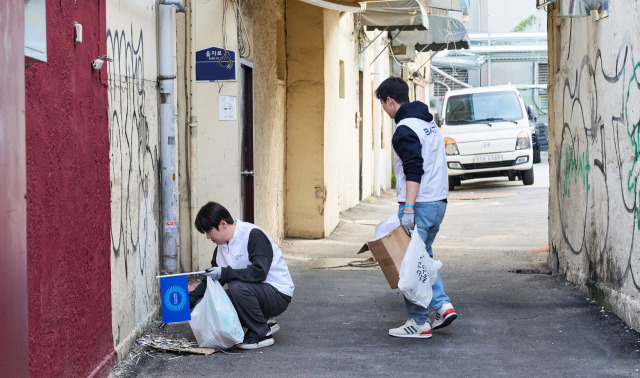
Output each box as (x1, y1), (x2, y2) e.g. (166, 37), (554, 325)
(444, 85), (519, 97)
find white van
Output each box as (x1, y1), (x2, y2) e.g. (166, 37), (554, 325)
(437, 85), (534, 190)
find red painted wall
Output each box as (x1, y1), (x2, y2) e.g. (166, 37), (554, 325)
(0, 0), (28, 376)
(24, 0), (115, 376)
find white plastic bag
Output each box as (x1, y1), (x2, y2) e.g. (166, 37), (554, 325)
(189, 277), (244, 349)
(374, 213), (401, 240)
(397, 230), (443, 308)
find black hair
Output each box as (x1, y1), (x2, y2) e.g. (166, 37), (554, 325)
(374, 77), (410, 104)
(194, 202), (235, 233)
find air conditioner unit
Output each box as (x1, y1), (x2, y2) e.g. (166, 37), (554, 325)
(391, 44), (416, 63)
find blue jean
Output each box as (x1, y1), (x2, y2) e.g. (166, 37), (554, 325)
(398, 201), (450, 324)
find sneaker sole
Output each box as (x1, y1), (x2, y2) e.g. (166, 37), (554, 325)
(433, 313), (457, 330)
(236, 338), (275, 350)
(266, 323), (280, 336)
(388, 332), (432, 338)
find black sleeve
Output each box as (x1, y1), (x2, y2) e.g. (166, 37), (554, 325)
(220, 229), (273, 284)
(189, 246), (219, 308)
(392, 125), (424, 183)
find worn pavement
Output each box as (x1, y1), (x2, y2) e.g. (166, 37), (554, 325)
(112, 155), (640, 377)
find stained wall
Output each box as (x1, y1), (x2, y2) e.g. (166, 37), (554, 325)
(285, 0), (327, 238)
(106, 0), (161, 357)
(190, 0), (244, 268)
(548, 1), (640, 330)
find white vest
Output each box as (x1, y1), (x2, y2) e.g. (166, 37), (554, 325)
(394, 118), (449, 203)
(216, 220), (294, 297)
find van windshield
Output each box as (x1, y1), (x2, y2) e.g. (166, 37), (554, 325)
(444, 91), (524, 125)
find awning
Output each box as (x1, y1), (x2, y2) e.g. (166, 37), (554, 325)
(360, 0), (469, 31)
(296, 0), (470, 15)
(389, 15), (469, 52)
(360, 0), (431, 30)
(297, 0), (363, 12)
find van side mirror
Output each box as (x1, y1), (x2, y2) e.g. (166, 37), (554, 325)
(526, 105), (537, 122)
(434, 113), (441, 127)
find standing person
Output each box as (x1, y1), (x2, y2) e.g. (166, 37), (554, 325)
(375, 77), (457, 338)
(188, 202), (294, 350)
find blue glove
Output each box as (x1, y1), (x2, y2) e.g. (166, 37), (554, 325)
(401, 210), (415, 235)
(203, 267), (222, 280)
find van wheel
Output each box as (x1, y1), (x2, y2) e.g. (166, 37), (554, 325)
(522, 168), (534, 185)
(449, 177), (456, 191)
(533, 148), (541, 164)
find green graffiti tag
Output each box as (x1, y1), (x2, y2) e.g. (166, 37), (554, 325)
(625, 62), (640, 229)
(562, 146), (591, 196)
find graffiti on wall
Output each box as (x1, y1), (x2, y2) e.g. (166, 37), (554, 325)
(557, 30), (640, 292)
(107, 25), (160, 344)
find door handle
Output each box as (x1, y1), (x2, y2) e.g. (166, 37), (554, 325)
(240, 170), (254, 176)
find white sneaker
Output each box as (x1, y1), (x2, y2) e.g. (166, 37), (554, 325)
(266, 317), (280, 336)
(433, 303), (457, 330)
(389, 318), (432, 338)
(236, 336), (275, 350)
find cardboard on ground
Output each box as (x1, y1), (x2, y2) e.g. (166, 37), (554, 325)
(358, 226), (410, 289)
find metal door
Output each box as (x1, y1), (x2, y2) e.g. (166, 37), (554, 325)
(240, 61), (254, 222)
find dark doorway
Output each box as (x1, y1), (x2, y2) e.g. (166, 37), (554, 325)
(240, 61), (254, 223)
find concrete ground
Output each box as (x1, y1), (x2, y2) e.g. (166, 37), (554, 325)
(112, 155), (640, 377)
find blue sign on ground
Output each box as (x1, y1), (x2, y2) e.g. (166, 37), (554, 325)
(195, 47), (236, 82)
(160, 275), (191, 323)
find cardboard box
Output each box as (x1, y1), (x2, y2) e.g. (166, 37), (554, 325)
(358, 226), (410, 289)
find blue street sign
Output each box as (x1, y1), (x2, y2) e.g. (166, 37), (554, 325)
(195, 47), (236, 82)
(160, 275), (191, 323)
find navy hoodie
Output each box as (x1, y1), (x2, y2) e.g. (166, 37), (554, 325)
(392, 101), (434, 183)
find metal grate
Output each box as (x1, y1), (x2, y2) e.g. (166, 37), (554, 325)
(461, 160), (516, 170)
(538, 63), (548, 84)
(433, 67), (469, 97)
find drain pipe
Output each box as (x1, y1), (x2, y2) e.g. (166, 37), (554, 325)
(158, 0), (186, 13)
(372, 36), (382, 196)
(158, 1), (185, 273)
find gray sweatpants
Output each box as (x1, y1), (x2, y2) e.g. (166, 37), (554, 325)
(226, 280), (290, 343)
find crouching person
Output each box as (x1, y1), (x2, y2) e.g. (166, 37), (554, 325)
(188, 202), (295, 350)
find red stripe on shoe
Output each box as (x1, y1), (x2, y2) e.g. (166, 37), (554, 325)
(442, 309), (456, 318)
(420, 330), (432, 336)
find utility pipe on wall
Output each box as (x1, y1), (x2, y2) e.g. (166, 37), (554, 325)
(431, 66), (472, 89)
(372, 36), (382, 196)
(187, 4), (200, 271)
(159, 3), (182, 273)
(158, 0), (187, 13)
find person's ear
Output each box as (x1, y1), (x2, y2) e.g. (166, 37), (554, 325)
(218, 220), (227, 229)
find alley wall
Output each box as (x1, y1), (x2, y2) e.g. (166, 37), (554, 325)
(0, 0), (27, 375)
(323, 11), (361, 232)
(286, 5), (394, 238)
(185, 0), (289, 270)
(189, 0), (248, 269)
(24, 0), (115, 376)
(243, 0), (287, 244)
(106, 0), (162, 357)
(548, 0), (640, 330)
(184, 0), (394, 260)
(285, 0), (327, 238)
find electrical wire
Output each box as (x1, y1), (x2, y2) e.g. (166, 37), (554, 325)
(219, 0), (234, 70)
(233, 0), (251, 58)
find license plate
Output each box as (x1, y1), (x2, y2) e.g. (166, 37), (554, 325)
(473, 154), (503, 163)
